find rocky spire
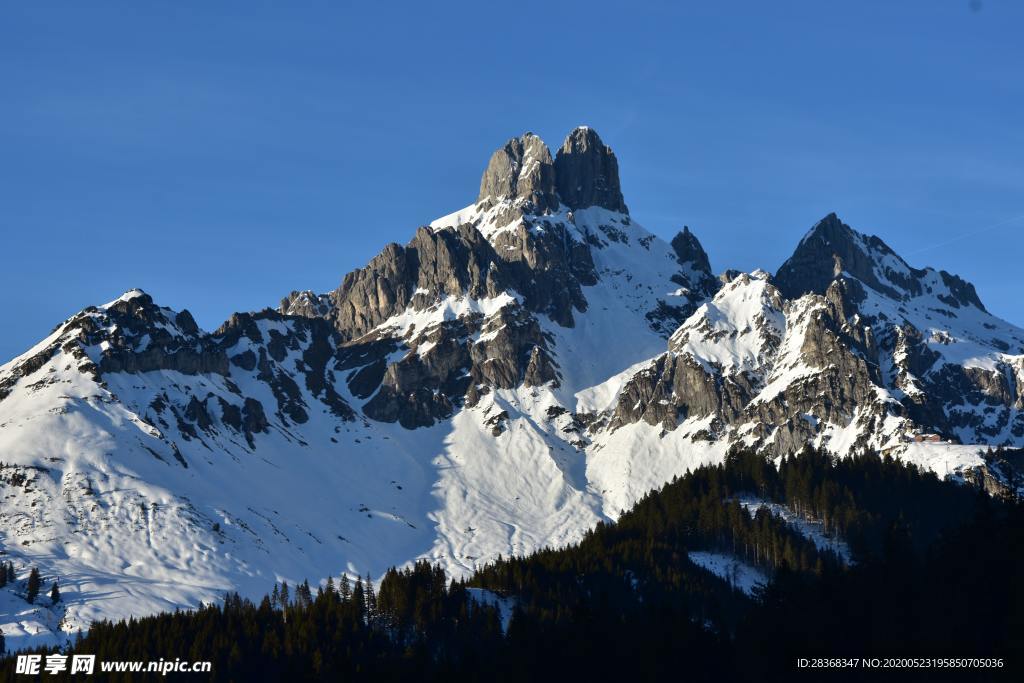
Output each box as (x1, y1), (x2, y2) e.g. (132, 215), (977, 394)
(553, 126), (628, 214)
(670, 226), (712, 276)
(669, 225), (718, 297)
(477, 132), (558, 214)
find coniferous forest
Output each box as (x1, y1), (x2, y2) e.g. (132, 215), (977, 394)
(3, 448), (1022, 681)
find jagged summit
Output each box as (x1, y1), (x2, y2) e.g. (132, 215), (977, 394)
(476, 132), (557, 216)
(474, 126), (627, 221)
(671, 227), (710, 270)
(553, 126), (627, 214)
(668, 226), (718, 300)
(775, 212), (986, 310)
(776, 212), (890, 299)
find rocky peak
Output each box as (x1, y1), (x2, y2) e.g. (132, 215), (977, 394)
(96, 289), (201, 339)
(669, 226), (718, 298)
(671, 226), (712, 276)
(775, 213), (986, 311)
(553, 126), (628, 214)
(477, 132), (558, 217)
(280, 290), (332, 318)
(474, 127), (629, 219)
(775, 213), (857, 298)
(775, 213), (918, 301)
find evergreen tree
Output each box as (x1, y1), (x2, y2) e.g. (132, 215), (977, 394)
(25, 567), (41, 605)
(352, 576), (366, 622)
(49, 581), (60, 605)
(339, 574), (351, 602)
(296, 580), (313, 609)
(364, 572), (376, 624)
(279, 581), (290, 609)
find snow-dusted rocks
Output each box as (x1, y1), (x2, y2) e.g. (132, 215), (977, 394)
(775, 212), (984, 309)
(775, 213), (1024, 445)
(477, 132), (559, 223)
(605, 211), (1024, 464)
(277, 129), (712, 429)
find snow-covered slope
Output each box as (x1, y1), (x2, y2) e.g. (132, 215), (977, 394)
(1, 128), (1021, 649)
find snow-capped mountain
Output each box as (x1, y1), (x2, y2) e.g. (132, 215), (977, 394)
(1, 126), (1021, 648)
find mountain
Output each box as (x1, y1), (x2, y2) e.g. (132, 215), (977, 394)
(611, 212), (1024, 473)
(1, 126), (1022, 649)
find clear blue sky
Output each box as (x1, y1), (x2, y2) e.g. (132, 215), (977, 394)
(2, 1), (1022, 362)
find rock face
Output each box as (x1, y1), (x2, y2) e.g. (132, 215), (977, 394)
(671, 226), (711, 275)
(477, 132), (558, 222)
(474, 127), (627, 223)
(670, 226), (719, 298)
(553, 127), (628, 214)
(94, 293), (229, 377)
(269, 128), (711, 429)
(775, 213), (985, 310)
(279, 290), (331, 318)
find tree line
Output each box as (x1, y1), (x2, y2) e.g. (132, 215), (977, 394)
(1, 447), (1020, 681)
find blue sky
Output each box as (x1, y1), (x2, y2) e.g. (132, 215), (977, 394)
(2, 1), (1022, 362)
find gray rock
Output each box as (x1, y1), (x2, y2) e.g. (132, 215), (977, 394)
(671, 226), (712, 276)
(324, 216), (595, 343)
(775, 213), (919, 301)
(670, 226), (719, 297)
(280, 290), (333, 318)
(775, 213), (987, 313)
(523, 345), (559, 387)
(553, 127), (628, 214)
(477, 133), (558, 222)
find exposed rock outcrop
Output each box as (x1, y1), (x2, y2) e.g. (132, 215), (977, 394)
(775, 213), (986, 311)
(670, 226), (719, 298)
(671, 226), (712, 277)
(775, 213), (913, 300)
(553, 127), (628, 214)
(477, 132), (558, 224)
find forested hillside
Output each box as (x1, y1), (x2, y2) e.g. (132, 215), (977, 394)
(3, 449), (1021, 681)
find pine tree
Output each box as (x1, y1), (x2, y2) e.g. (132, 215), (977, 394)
(26, 567), (41, 604)
(279, 582), (290, 609)
(353, 576), (366, 621)
(296, 580), (313, 609)
(339, 574), (351, 602)
(50, 581), (60, 605)
(364, 572), (377, 624)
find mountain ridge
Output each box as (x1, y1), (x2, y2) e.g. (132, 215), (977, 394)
(1, 126), (1021, 650)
